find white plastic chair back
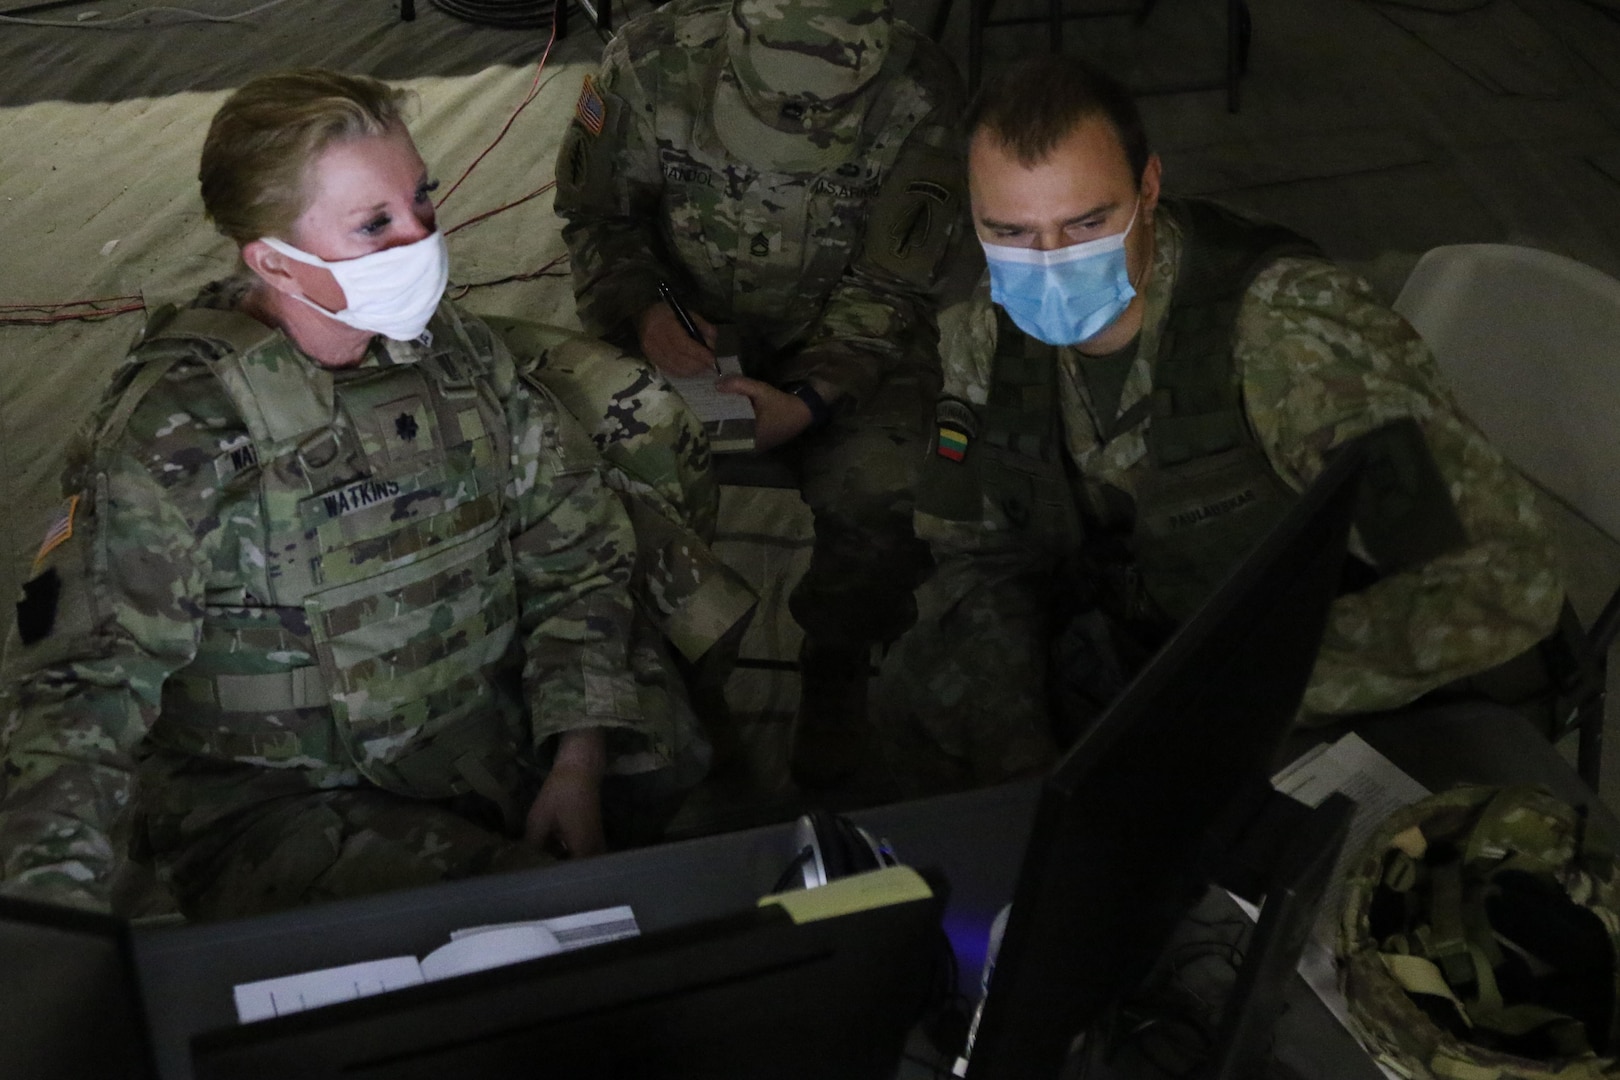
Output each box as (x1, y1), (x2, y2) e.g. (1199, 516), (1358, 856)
(1393, 243), (1620, 544)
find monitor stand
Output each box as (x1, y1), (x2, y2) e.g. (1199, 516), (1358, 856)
(1057, 789), (1355, 1080)
(1205, 790), (1354, 1080)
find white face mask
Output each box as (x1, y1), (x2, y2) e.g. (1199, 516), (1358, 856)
(260, 231), (449, 342)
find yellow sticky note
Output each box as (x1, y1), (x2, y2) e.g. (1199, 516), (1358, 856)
(759, 865), (933, 924)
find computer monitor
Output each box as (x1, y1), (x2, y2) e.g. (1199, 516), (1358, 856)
(0, 894), (155, 1080)
(189, 890), (942, 1080)
(963, 440), (1366, 1080)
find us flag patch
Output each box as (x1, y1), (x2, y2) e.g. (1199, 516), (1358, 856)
(33, 495), (79, 569)
(575, 75), (605, 136)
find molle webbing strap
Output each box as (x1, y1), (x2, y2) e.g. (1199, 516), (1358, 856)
(1150, 198), (1321, 467)
(168, 666), (330, 712)
(984, 305), (1061, 460)
(437, 302), (483, 370)
(143, 306), (280, 357)
(218, 345), (336, 450)
(145, 305), (340, 453)
(371, 696), (522, 829)
(452, 750), (521, 836)
(97, 356), (182, 447)
(98, 307), (282, 447)
(1427, 859), (1476, 988)
(419, 304), (485, 396)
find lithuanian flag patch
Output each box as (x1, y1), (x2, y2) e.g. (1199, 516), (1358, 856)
(933, 397), (977, 464)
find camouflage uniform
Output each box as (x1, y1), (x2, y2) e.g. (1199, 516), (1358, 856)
(483, 316), (758, 667)
(553, 0), (974, 663)
(0, 282), (713, 919)
(877, 203), (1564, 795)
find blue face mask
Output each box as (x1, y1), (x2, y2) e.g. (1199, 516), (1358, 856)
(981, 201), (1139, 347)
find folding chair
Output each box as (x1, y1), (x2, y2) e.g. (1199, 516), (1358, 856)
(1394, 243), (1620, 790)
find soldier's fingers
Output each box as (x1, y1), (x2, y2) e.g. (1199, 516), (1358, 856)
(715, 374), (763, 398)
(522, 795), (557, 848)
(691, 311), (719, 349)
(561, 808), (606, 858)
(666, 348), (718, 377)
(647, 331), (716, 377)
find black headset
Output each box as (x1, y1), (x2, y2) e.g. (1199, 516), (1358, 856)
(774, 810), (897, 892)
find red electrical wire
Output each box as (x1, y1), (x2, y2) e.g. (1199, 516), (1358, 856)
(444, 181), (557, 238)
(447, 252), (571, 301)
(0, 294), (142, 310)
(435, 3), (561, 211)
(0, 296), (146, 326)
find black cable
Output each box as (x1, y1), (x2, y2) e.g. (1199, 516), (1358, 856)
(430, 0), (557, 27)
(0, 0), (93, 15)
(770, 845), (815, 894)
(1359, 0), (1496, 12)
(1081, 922), (1253, 1080)
(902, 1049), (955, 1080)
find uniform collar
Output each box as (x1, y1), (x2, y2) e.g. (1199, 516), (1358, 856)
(1054, 210), (1184, 465)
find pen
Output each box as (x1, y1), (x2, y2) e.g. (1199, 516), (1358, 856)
(657, 281), (707, 348)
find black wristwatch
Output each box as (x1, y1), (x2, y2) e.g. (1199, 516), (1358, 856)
(783, 381), (834, 432)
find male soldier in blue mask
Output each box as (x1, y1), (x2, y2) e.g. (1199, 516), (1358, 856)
(873, 55), (1564, 797)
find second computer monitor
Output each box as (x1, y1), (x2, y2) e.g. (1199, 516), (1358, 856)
(965, 441), (1365, 1080)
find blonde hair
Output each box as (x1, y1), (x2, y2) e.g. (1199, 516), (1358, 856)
(199, 69), (410, 245)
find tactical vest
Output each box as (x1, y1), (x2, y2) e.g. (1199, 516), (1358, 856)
(969, 198), (1323, 623)
(127, 304), (529, 814)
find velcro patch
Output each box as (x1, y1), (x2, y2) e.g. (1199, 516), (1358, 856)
(213, 438), (260, 485)
(1163, 487), (1259, 531)
(575, 74), (606, 136)
(811, 174), (880, 199)
(16, 568), (61, 646)
(319, 478), (404, 520)
(33, 495), (78, 571)
(659, 148), (713, 186)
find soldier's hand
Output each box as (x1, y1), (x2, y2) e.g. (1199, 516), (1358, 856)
(637, 302), (719, 377)
(524, 729), (607, 858)
(716, 376), (814, 451)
